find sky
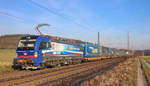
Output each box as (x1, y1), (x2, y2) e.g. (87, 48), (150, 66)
(0, 0), (150, 50)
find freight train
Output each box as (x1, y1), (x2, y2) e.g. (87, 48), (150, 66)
(13, 35), (128, 70)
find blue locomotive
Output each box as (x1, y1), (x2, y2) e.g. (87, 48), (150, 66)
(13, 35), (127, 69)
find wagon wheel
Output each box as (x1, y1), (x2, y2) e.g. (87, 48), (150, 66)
(39, 63), (46, 69)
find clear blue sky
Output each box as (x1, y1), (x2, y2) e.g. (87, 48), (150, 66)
(0, 0), (150, 50)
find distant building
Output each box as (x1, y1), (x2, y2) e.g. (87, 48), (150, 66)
(144, 50), (150, 56)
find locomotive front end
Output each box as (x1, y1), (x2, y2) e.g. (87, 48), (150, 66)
(13, 36), (40, 69)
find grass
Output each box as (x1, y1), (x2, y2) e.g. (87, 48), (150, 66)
(0, 49), (16, 62)
(141, 56), (150, 62)
(0, 65), (14, 73)
(127, 58), (138, 86)
(141, 59), (150, 85)
(0, 49), (17, 72)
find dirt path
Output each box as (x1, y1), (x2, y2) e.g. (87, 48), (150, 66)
(137, 57), (148, 86)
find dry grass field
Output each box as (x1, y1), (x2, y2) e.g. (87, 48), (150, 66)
(141, 56), (150, 62)
(0, 49), (17, 72)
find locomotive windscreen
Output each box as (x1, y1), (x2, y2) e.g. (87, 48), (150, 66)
(17, 36), (38, 50)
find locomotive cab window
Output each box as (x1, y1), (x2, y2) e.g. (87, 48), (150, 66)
(17, 36), (37, 50)
(39, 42), (51, 49)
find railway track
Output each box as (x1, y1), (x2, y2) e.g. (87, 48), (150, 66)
(0, 57), (126, 86)
(0, 59), (110, 82)
(0, 58), (115, 82)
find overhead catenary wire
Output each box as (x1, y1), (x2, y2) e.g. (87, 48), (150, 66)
(28, 0), (94, 32)
(0, 10), (86, 37)
(0, 1), (96, 43)
(0, 11), (41, 24)
(0, 11), (25, 21)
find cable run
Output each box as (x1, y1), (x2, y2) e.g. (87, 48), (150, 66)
(28, 0), (94, 31)
(0, 11), (25, 21)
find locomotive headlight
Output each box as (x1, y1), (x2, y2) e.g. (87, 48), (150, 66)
(34, 52), (38, 57)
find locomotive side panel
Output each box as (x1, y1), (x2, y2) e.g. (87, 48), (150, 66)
(42, 42), (83, 66)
